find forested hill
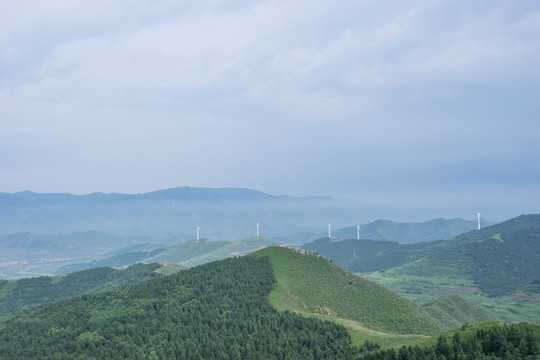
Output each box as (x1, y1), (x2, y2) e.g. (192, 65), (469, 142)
(0, 263), (164, 316)
(304, 214), (540, 295)
(392, 214), (540, 295)
(0, 248), (537, 359)
(0, 256), (359, 359)
(359, 322), (540, 360)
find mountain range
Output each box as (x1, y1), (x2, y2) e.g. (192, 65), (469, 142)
(1, 246), (514, 359)
(0, 187), (370, 240)
(1, 187), (486, 243)
(1, 187), (489, 279)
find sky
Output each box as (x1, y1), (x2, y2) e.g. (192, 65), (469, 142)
(1, 0), (539, 221)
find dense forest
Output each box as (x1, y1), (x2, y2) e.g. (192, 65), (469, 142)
(0, 256), (359, 359)
(359, 322), (540, 360)
(0, 263), (163, 316)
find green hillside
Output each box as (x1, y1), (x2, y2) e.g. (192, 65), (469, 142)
(250, 247), (446, 336)
(144, 239), (229, 264)
(0, 256), (360, 359)
(359, 321), (540, 360)
(305, 215), (540, 315)
(383, 215), (540, 295)
(423, 295), (497, 329)
(302, 237), (441, 272)
(0, 263), (164, 316)
(56, 244), (167, 274)
(0, 246), (536, 358)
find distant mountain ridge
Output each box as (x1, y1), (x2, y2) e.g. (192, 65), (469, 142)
(0, 187), (371, 240)
(280, 217), (484, 244)
(339, 217), (485, 243)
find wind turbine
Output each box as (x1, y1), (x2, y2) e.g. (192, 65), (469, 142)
(357, 225), (361, 240)
(477, 211), (481, 230)
(196, 226), (200, 241)
(257, 222), (260, 237)
(328, 224), (331, 239)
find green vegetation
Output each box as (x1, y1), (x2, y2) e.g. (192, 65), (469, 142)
(145, 236), (282, 267)
(424, 295), (497, 328)
(154, 263), (187, 275)
(0, 244), (539, 359)
(364, 272), (540, 323)
(251, 247), (456, 340)
(306, 215), (540, 322)
(391, 227), (540, 295)
(0, 263), (163, 316)
(57, 248), (166, 274)
(359, 322), (540, 359)
(179, 237), (280, 266)
(0, 256), (360, 359)
(144, 239), (229, 264)
(33, 237), (281, 278)
(302, 237), (441, 272)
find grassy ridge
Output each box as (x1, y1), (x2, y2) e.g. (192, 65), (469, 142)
(251, 247), (445, 336)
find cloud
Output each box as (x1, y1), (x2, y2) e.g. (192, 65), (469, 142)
(1, 0), (539, 220)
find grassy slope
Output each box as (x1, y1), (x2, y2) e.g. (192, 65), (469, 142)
(423, 294), (497, 328)
(309, 215), (540, 322)
(154, 263), (187, 275)
(250, 247), (449, 348)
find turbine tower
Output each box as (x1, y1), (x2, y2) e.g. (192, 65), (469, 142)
(256, 222), (260, 237)
(357, 225), (361, 240)
(196, 226), (200, 241)
(477, 211), (481, 230)
(328, 224), (332, 239)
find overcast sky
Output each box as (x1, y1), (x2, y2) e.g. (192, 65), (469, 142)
(1, 0), (539, 220)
